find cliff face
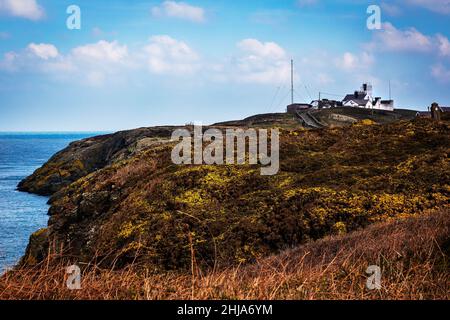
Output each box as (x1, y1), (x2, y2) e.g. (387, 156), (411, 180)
(17, 127), (178, 196)
(19, 117), (450, 271)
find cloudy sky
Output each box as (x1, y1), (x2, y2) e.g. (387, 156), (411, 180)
(0, 0), (449, 131)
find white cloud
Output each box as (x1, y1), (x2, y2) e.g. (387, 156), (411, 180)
(2, 37), (200, 84)
(437, 34), (450, 57)
(404, 0), (450, 15)
(86, 71), (106, 87)
(1, 43), (64, 72)
(317, 73), (334, 85)
(381, 2), (402, 16)
(339, 52), (357, 70)
(27, 43), (58, 60)
(0, 0), (44, 20)
(431, 64), (450, 82)
(0, 40), (129, 87)
(72, 40), (128, 63)
(369, 22), (433, 52)
(336, 52), (374, 72)
(0, 51), (18, 71)
(151, 1), (206, 23)
(43, 58), (75, 73)
(237, 39), (287, 60)
(67, 41), (129, 86)
(0, 44), (74, 75)
(367, 22), (450, 67)
(143, 35), (200, 75)
(231, 39), (290, 84)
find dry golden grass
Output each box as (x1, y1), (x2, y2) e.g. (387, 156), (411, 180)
(1, 209), (448, 300)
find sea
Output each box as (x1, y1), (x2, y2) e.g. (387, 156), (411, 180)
(0, 132), (104, 273)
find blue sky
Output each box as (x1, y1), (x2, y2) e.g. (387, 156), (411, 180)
(0, 0), (449, 131)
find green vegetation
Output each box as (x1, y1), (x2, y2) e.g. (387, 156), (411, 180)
(3, 209), (449, 300)
(25, 117), (448, 272)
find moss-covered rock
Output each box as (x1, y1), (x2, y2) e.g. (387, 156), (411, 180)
(21, 228), (49, 266)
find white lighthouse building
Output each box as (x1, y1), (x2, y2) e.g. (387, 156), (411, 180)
(342, 83), (394, 111)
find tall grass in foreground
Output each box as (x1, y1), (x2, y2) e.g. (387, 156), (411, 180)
(1, 209), (448, 300)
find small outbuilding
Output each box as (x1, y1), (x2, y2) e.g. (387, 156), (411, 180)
(287, 103), (312, 114)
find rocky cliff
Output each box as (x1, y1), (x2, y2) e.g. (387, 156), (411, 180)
(19, 115), (450, 271)
(17, 127), (178, 196)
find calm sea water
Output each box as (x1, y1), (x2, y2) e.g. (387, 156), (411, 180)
(0, 133), (103, 273)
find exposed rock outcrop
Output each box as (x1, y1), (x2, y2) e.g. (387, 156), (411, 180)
(17, 127), (177, 196)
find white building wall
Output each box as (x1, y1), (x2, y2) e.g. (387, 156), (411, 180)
(342, 84), (395, 111)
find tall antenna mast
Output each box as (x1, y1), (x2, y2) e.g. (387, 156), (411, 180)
(291, 59), (294, 105)
(389, 80), (392, 100)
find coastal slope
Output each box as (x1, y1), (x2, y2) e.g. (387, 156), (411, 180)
(3, 209), (448, 300)
(17, 115), (450, 271)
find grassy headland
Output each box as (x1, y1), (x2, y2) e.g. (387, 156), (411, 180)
(2, 110), (449, 300)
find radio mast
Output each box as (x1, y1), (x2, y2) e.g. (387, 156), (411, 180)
(291, 59), (294, 105)
(389, 80), (392, 100)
